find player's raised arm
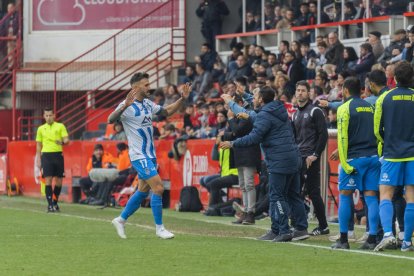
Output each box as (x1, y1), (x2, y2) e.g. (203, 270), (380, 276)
(161, 82), (192, 117)
(108, 89), (137, 123)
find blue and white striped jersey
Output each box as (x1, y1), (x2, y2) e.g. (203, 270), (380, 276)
(116, 99), (162, 161)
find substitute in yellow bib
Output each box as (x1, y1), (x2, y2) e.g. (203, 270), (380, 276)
(36, 107), (69, 213)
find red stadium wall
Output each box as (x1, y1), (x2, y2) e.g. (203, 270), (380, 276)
(6, 138), (342, 214)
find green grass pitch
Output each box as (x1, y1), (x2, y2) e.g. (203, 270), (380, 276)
(1, 197), (414, 275)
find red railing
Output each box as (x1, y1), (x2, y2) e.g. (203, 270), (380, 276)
(13, 0), (185, 140)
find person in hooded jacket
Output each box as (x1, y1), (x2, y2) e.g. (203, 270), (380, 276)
(220, 86), (309, 242)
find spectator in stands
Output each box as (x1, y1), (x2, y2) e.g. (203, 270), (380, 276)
(228, 42), (244, 64)
(183, 104), (200, 129)
(211, 60), (226, 84)
(163, 84), (181, 107)
(152, 88), (165, 106)
(1, 2), (18, 69)
(314, 70), (329, 94)
(293, 80), (329, 236)
(264, 3), (275, 30)
(276, 74), (294, 98)
(295, 3), (310, 27)
(266, 53), (277, 77)
(110, 122), (127, 141)
(325, 32), (345, 73)
(368, 31), (384, 60)
(277, 40), (289, 64)
(276, 8), (295, 30)
(181, 65), (196, 84)
(222, 95), (261, 225)
(315, 41), (328, 69)
(402, 28), (414, 62)
(308, 1), (331, 24)
(380, 29), (408, 64)
(290, 41), (302, 59)
(337, 46), (359, 73)
(225, 81), (237, 97)
(79, 144), (115, 203)
(310, 85), (325, 105)
(352, 43), (376, 85)
(327, 108), (337, 129)
(273, 5), (283, 28)
(371, 0), (385, 17)
(227, 54), (252, 81)
(208, 103), (217, 126)
(197, 43), (218, 72)
(343, 2), (357, 39)
(386, 0), (410, 15)
(193, 63), (213, 101)
(159, 124), (177, 140)
(301, 42), (317, 79)
(254, 45), (265, 62)
(385, 63), (396, 88)
(245, 11), (259, 32)
(246, 44), (257, 65)
(282, 50), (305, 90)
(196, 0), (229, 51)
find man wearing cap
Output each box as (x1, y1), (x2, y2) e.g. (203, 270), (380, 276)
(368, 31), (384, 60)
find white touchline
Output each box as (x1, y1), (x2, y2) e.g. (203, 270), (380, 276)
(3, 206), (414, 261)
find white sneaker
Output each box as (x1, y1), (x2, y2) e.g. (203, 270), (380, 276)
(156, 226), (175, 239)
(374, 235), (396, 252)
(112, 217), (126, 239)
(328, 232), (357, 242)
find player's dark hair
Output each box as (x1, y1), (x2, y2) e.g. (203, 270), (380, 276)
(343, 77), (361, 96)
(43, 107), (53, 113)
(259, 86), (276, 104)
(367, 70), (387, 86)
(296, 80), (310, 91)
(394, 61), (414, 88)
(130, 72), (149, 86)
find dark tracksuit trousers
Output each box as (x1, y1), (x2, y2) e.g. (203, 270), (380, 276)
(270, 172), (308, 235)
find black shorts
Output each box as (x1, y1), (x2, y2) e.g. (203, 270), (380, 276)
(41, 152), (65, 178)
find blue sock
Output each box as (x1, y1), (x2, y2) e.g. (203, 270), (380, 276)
(151, 194), (163, 225)
(339, 194), (352, 234)
(120, 191), (149, 220)
(365, 195), (379, 236)
(379, 199), (394, 234)
(404, 203), (414, 243)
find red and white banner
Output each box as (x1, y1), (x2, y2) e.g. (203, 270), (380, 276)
(32, 0), (179, 31)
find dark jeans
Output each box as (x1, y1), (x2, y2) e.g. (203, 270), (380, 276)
(393, 185), (406, 234)
(80, 176), (99, 197)
(269, 172), (308, 235)
(200, 174), (220, 192)
(206, 174), (239, 206)
(201, 21), (221, 51)
(300, 157), (328, 229)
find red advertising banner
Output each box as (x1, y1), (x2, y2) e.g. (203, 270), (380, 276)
(0, 154), (7, 193)
(32, 0), (179, 31)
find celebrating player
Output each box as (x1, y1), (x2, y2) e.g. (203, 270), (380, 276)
(109, 72), (191, 239)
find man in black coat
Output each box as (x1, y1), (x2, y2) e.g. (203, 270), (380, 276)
(196, 0), (229, 50)
(292, 80), (329, 236)
(283, 51), (305, 88)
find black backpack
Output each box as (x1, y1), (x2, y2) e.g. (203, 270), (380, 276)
(179, 186), (203, 212)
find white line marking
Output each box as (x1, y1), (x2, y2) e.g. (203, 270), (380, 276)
(3, 206), (414, 261)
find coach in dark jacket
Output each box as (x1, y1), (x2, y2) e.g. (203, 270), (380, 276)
(293, 80), (329, 236)
(223, 99), (261, 224)
(221, 87), (308, 242)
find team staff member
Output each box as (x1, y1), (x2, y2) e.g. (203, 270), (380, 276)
(332, 77), (380, 250)
(293, 80), (329, 236)
(221, 87), (309, 242)
(36, 108), (69, 212)
(374, 61), (414, 252)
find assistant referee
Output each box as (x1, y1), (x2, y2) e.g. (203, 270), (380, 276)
(36, 107), (69, 212)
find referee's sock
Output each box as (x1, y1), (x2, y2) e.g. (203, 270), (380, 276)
(45, 185), (53, 207)
(53, 185), (62, 204)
